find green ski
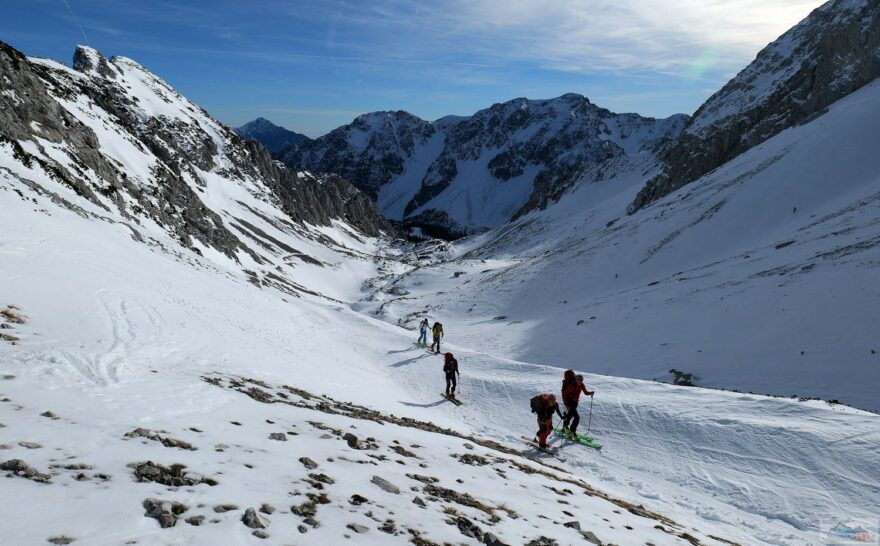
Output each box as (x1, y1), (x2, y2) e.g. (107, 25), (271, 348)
(555, 430), (602, 450)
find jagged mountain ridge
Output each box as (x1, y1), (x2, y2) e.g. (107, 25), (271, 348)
(0, 41), (391, 300)
(280, 95), (688, 237)
(629, 0), (880, 212)
(234, 117), (310, 154)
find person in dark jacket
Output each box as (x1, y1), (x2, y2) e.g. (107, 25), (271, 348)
(561, 370), (594, 438)
(443, 352), (460, 400)
(532, 393), (563, 448)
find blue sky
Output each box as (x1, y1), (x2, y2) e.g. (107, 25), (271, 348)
(3, 0), (824, 137)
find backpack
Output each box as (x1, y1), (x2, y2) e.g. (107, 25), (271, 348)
(443, 355), (457, 373)
(529, 395), (543, 414)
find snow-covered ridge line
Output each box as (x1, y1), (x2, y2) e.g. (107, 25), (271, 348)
(0, 40), (390, 300)
(629, 0), (880, 212)
(280, 94), (688, 236)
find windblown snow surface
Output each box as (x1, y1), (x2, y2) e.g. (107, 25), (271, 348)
(1, 53), (879, 546)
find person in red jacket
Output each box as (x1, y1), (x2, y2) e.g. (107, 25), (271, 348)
(443, 352), (460, 400)
(561, 370), (594, 438)
(531, 393), (563, 448)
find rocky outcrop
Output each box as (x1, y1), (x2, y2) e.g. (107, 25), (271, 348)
(629, 0), (880, 213)
(281, 110), (435, 200)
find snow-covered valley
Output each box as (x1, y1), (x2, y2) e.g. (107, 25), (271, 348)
(2, 160), (879, 546)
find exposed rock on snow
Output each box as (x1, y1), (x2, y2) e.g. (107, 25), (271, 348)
(124, 427), (196, 450)
(0, 459), (51, 483)
(241, 507), (269, 529)
(298, 456), (318, 469)
(370, 475), (400, 494)
(142, 498), (188, 528)
(130, 461), (217, 487)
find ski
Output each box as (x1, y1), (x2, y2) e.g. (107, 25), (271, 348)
(520, 436), (558, 457)
(554, 430), (602, 450)
(441, 393), (463, 406)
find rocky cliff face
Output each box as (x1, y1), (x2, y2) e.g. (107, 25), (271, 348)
(0, 42), (391, 297)
(234, 117), (310, 154)
(281, 110), (436, 201)
(629, 0), (880, 213)
(280, 94), (687, 236)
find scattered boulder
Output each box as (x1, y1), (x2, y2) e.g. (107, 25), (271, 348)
(389, 445), (419, 458)
(308, 472), (335, 485)
(259, 503), (275, 515)
(297, 525), (308, 533)
(40, 411), (59, 420)
(268, 432), (287, 441)
(131, 461), (216, 487)
(124, 428), (196, 450)
(47, 537), (75, 545)
(412, 496), (426, 507)
(349, 494), (369, 506)
(347, 523), (369, 534)
(1, 459), (50, 483)
(252, 530), (269, 539)
(185, 515), (205, 526)
(371, 475), (400, 494)
(298, 457), (318, 469)
(241, 507), (269, 529)
(143, 498), (188, 528)
(18, 441), (42, 449)
(291, 501), (317, 518)
(525, 538), (558, 546)
(213, 504), (238, 513)
(343, 432), (360, 449)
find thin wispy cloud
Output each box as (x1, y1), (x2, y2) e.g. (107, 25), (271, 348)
(3, 0), (829, 134)
(59, 0), (90, 45)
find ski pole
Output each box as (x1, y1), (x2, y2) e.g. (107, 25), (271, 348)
(586, 395), (594, 433)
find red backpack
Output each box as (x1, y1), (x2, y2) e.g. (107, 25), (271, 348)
(443, 353), (457, 372)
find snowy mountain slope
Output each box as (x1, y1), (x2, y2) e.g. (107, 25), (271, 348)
(361, 75), (880, 413)
(235, 117), (310, 155)
(280, 95), (687, 236)
(0, 41), (389, 301)
(630, 0), (880, 212)
(3, 153), (879, 546)
(0, 169), (737, 546)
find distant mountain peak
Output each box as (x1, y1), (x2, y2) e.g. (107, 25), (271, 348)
(235, 117), (310, 154)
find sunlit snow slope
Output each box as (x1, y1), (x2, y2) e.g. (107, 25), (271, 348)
(366, 78), (880, 415)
